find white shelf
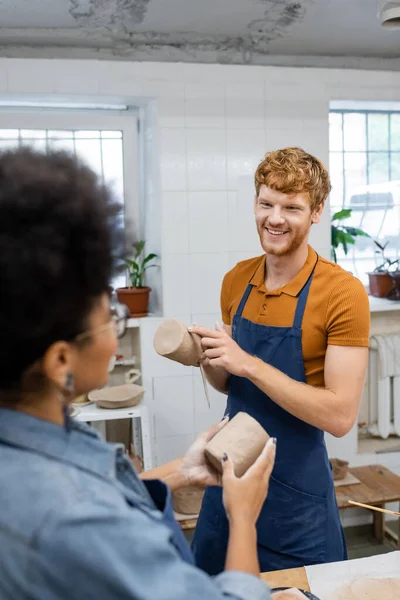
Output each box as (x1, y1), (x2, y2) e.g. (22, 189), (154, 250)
(127, 318), (140, 328)
(114, 357), (136, 367)
(369, 296), (400, 313)
(74, 403), (144, 422)
(126, 313), (158, 328)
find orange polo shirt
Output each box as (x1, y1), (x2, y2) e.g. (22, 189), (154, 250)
(221, 246), (370, 388)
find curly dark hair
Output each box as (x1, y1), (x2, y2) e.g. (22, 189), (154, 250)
(0, 148), (122, 391)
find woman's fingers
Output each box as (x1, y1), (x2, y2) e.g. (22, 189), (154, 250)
(221, 453), (235, 481)
(244, 437), (276, 481)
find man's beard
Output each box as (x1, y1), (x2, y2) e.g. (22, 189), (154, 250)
(258, 222), (311, 257)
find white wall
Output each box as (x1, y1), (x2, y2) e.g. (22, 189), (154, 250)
(2, 59), (400, 487)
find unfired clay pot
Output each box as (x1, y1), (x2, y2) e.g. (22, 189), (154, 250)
(153, 319), (202, 367)
(88, 383), (144, 409)
(205, 412), (270, 477)
(329, 458), (349, 481)
(172, 486), (204, 515)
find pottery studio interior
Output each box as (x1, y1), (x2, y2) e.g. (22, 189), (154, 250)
(1, 2), (400, 600)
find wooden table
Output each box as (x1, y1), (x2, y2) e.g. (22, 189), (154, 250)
(180, 464), (400, 543)
(261, 566), (310, 592)
(335, 464), (400, 546)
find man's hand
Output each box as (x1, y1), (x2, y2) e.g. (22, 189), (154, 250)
(181, 417), (229, 487)
(189, 325), (257, 378)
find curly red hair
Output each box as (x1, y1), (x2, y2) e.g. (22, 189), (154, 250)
(254, 147), (331, 211)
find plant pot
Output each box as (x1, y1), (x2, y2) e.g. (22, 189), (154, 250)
(116, 287), (151, 317)
(367, 272), (393, 298)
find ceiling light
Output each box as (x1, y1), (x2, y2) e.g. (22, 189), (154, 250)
(377, 1), (400, 28)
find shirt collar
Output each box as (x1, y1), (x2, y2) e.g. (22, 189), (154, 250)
(249, 245), (318, 297)
(0, 407), (118, 479)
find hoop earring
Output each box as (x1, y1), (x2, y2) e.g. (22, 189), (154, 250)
(65, 372), (75, 395)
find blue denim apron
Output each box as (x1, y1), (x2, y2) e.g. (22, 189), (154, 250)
(192, 257), (347, 574)
(144, 479), (195, 564)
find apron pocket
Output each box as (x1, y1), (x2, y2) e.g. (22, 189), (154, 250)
(256, 475), (328, 564)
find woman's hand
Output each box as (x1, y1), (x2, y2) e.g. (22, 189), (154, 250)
(181, 417), (229, 487)
(222, 437), (276, 525)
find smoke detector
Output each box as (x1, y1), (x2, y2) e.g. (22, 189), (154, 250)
(377, 1), (400, 28)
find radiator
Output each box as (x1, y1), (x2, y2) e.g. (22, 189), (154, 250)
(368, 338), (400, 439)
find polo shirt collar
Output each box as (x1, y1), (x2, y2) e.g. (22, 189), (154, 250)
(249, 245), (317, 297)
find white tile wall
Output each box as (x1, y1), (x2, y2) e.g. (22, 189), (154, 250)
(228, 177), (264, 255)
(189, 252), (230, 314)
(184, 83), (225, 129)
(3, 58), (400, 485)
(162, 191), (189, 254)
(154, 82), (185, 128)
(155, 434), (195, 464)
(193, 374), (226, 435)
(162, 254), (191, 317)
(186, 128), (227, 191)
(159, 128), (187, 191)
(188, 191), (229, 254)
(225, 83), (265, 130)
(226, 128), (265, 190)
(153, 375), (194, 438)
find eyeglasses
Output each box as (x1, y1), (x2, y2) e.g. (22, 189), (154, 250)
(75, 301), (130, 342)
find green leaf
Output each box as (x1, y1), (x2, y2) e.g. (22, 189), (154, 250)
(344, 227), (370, 238)
(336, 230), (355, 255)
(331, 209), (352, 222)
(126, 259), (139, 272)
(142, 253), (157, 268)
(331, 225), (338, 249)
(374, 240), (387, 252)
(133, 240), (145, 259)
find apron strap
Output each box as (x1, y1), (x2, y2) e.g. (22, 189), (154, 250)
(293, 255), (319, 328)
(236, 283), (253, 318)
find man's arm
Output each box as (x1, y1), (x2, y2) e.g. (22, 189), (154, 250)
(244, 344), (368, 438)
(190, 325), (368, 438)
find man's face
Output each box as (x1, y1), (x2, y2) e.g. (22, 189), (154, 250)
(254, 185), (323, 257)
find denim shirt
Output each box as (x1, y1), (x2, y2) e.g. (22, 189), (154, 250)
(0, 408), (271, 600)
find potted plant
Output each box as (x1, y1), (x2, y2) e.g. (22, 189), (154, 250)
(367, 240), (400, 298)
(331, 208), (370, 263)
(116, 241), (158, 317)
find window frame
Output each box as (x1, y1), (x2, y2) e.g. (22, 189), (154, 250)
(329, 108), (400, 281)
(0, 109), (140, 245)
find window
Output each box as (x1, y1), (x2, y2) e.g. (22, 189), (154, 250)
(0, 128), (125, 201)
(329, 107), (400, 284)
(0, 110), (139, 290)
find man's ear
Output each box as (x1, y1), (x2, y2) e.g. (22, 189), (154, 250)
(41, 341), (76, 390)
(311, 200), (325, 224)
